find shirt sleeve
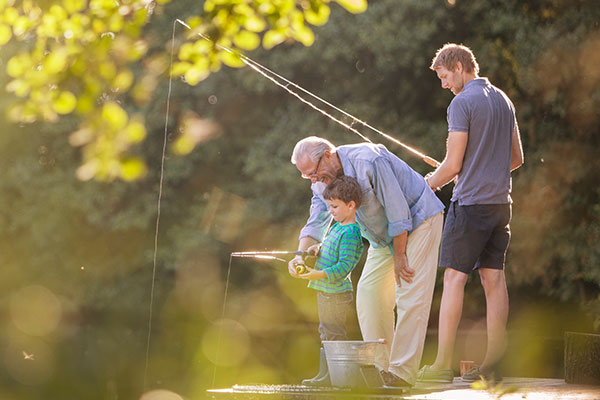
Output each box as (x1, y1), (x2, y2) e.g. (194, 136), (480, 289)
(370, 157), (413, 237)
(322, 227), (363, 283)
(448, 97), (470, 133)
(299, 192), (332, 242)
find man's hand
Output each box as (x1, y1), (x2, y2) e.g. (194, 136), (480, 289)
(394, 253), (414, 287)
(306, 243), (321, 256)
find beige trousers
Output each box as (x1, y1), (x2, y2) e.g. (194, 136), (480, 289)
(356, 212), (443, 385)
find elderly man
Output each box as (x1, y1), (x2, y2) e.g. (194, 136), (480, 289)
(289, 137), (444, 387)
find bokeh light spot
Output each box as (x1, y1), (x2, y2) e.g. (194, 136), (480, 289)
(10, 285), (62, 337)
(202, 319), (250, 367)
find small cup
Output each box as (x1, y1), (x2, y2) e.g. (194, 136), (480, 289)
(460, 360), (476, 376)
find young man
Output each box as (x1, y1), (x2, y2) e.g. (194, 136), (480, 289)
(290, 176), (364, 386)
(419, 43), (524, 382)
(289, 137), (444, 387)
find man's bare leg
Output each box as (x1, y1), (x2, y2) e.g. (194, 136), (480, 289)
(478, 268), (509, 371)
(429, 268), (469, 370)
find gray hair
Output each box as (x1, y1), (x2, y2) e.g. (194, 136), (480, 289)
(291, 136), (335, 165)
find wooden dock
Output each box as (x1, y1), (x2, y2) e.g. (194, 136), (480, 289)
(208, 378), (600, 399)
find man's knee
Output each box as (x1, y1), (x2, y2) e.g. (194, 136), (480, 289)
(478, 268), (506, 292)
(443, 267), (469, 288)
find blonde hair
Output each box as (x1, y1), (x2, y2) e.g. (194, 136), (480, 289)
(430, 43), (479, 74)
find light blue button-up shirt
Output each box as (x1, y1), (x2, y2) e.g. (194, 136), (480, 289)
(299, 143), (444, 248)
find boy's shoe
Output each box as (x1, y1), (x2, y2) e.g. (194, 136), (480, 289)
(460, 366), (502, 383)
(379, 370), (412, 388)
(416, 365), (454, 383)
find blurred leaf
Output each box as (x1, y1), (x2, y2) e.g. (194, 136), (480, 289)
(221, 50), (245, 68)
(0, 23), (12, 44)
(120, 158), (147, 181)
(233, 30), (260, 50)
(64, 0), (87, 14)
(124, 119), (146, 143)
(112, 70), (134, 91)
(334, 0), (367, 13)
(184, 66), (210, 85)
(52, 91), (77, 114)
(172, 134), (196, 156)
(101, 102), (128, 130)
(244, 14), (266, 32)
(295, 26), (314, 46)
(6, 54), (30, 78)
(44, 49), (68, 74)
(263, 30), (286, 49)
(304, 4), (330, 26)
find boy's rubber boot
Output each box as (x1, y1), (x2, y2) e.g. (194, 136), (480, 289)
(302, 348), (330, 386)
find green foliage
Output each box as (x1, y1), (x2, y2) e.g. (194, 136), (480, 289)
(1, 0), (366, 181)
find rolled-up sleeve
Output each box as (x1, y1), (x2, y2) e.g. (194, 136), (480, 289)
(371, 158), (412, 237)
(299, 192), (332, 242)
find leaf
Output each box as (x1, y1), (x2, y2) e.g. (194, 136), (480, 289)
(184, 66), (210, 85)
(263, 30), (286, 50)
(44, 49), (68, 74)
(244, 15), (266, 32)
(233, 30), (260, 51)
(124, 119), (146, 143)
(295, 26), (314, 46)
(53, 91), (77, 114)
(102, 102), (128, 130)
(120, 158), (147, 181)
(221, 50), (245, 68)
(305, 4), (330, 26)
(179, 42), (196, 61)
(6, 54), (30, 78)
(172, 134), (196, 156)
(64, 0), (86, 13)
(0, 23), (12, 45)
(171, 61), (192, 77)
(334, 0), (367, 13)
(112, 70), (134, 91)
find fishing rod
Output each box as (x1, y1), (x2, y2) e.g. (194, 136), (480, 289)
(231, 250), (317, 274)
(174, 19), (440, 168)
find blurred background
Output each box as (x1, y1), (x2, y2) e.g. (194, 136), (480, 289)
(0, 0), (599, 398)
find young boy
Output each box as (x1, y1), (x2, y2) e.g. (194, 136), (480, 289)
(289, 175), (364, 386)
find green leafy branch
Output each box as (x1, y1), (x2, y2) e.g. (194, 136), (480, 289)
(0, 0), (366, 181)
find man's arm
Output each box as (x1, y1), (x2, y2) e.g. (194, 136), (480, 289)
(510, 126), (524, 171)
(425, 131), (468, 191)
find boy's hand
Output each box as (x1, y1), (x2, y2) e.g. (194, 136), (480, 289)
(297, 266), (326, 281)
(288, 256), (303, 278)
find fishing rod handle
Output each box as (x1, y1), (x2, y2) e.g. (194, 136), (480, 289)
(423, 155), (441, 168)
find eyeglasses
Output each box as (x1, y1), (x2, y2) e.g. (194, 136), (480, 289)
(301, 154), (324, 180)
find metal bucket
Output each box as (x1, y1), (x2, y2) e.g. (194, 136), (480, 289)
(322, 340), (385, 388)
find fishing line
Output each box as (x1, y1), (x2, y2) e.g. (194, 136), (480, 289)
(212, 254), (234, 387)
(143, 18), (177, 390)
(174, 19), (439, 167)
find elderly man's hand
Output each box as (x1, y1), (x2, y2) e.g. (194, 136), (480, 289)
(394, 253), (414, 287)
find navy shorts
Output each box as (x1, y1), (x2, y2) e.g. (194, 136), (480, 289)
(440, 202), (512, 273)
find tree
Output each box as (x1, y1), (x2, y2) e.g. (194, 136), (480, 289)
(0, 0), (366, 181)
